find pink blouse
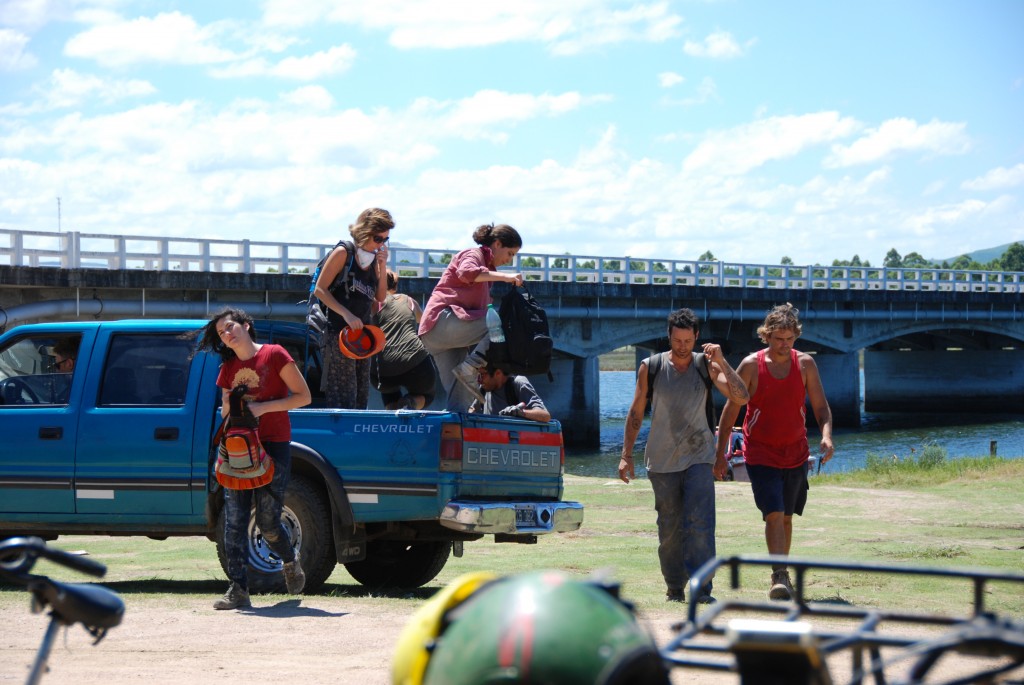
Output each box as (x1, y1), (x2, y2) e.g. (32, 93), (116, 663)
(418, 246), (494, 336)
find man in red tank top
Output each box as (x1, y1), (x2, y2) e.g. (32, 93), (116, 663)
(714, 303), (834, 601)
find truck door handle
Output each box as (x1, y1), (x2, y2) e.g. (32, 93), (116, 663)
(508, 431), (520, 444)
(39, 426), (63, 440)
(154, 427), (179, 441)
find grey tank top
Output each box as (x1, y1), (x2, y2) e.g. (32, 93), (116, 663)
(643, 352), (716, 473)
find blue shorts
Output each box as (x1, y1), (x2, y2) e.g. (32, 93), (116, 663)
(747, 463), (808, 519)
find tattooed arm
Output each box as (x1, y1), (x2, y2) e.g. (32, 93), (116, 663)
(619, 361), (649, 484)
(703, 343), (750, 405)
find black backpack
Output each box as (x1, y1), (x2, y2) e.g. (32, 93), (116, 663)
(487, 284), (553, 379)
(644, 351), (716, 431)
(302, 240), (354, 338)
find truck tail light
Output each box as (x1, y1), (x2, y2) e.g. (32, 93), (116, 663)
(439, 422), (463, 473)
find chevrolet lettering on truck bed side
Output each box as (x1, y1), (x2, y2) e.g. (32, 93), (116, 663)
(0, 320), (583, 593)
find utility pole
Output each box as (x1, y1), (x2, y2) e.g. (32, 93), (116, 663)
(57, 197), (61, 233)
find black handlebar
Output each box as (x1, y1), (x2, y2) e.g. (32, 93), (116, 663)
(0, 536), (107, 581)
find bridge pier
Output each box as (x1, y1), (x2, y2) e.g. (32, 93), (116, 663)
(531, 357), (601, 448)
(864, 350), (1024, 413)
(815, 352), (861, 425)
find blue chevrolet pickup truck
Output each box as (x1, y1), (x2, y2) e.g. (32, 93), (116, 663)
(0, 319), (583, 593)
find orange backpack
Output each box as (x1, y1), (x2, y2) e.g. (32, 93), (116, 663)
(214, 385), (274, 490)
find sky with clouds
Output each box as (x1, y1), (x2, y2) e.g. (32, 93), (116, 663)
(1, 0), (1022, 267)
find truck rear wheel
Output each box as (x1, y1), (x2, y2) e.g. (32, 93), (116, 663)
(215, 474), (336, 594)
(343, 540), (451, 590)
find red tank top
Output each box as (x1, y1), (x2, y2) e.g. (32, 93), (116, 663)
(742, 348), (809, 469)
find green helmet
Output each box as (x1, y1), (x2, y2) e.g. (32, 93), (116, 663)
(419, 570), (669, 685)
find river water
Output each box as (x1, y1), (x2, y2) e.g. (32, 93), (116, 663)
(564, 371), (1024, 478)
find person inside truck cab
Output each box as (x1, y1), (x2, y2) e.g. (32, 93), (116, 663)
(193, 307), (312, 610)
(468, 363), (550, 423)
(50, 337), (79, 373)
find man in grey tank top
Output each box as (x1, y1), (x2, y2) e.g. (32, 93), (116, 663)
(619, 308), (749, 603)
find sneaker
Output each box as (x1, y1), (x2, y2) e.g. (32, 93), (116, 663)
(769, 570), (794, 601)
(213, 582), (251, 610)
(452, 360), (485, 404)
(694, 592), (717, 604)
(283, 556), (306, 595)
(666, 588), (684, 603)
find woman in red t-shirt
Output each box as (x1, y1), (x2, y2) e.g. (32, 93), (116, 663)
(194, 307), (311, 611)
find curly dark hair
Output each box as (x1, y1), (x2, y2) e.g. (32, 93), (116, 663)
(189, 307), (257, 362)
(667, 308), (700, 337)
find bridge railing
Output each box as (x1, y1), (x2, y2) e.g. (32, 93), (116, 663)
(1, 228), (1020, 293)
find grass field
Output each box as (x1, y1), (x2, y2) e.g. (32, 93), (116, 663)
(599, 345), (637, 371)
(5, 458), (1020, 620)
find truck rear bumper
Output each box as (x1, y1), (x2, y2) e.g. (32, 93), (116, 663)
(439, 500), (584, 535)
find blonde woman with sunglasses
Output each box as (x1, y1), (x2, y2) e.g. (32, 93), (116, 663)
(313, 207), (393, 408)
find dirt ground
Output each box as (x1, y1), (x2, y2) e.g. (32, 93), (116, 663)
(3, 592), (1021, 684)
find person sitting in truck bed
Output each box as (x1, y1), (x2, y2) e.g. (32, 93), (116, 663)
(468, 363), (550, 422)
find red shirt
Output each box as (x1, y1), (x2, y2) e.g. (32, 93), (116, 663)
(742, 348), (810, 469)
(216, 344), (294, 443)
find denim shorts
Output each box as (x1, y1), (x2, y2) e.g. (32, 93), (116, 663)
(747, 463), (808, 519)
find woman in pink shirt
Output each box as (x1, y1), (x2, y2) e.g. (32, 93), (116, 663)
(419, 223), (523, 411)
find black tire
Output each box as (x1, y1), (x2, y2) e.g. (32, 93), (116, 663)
(215, 474), (336, 594)
(343, 540), (451, 590)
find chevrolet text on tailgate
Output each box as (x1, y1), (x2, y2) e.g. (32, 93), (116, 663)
(0, 319), (583, 593)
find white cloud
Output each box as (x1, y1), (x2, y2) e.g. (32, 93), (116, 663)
(260, 1), (683, 54)
(38, 68), (155, 109)
(902, 199), (989, 236)
(961, 163), (1024, 191)
(671, 75), (718, 107)
(683, 30), (752, 59)
(269, 44), (356, 79)
(0, 0), (63, 31)
(280, 86), (335, 111)
(683, 112), (861, 177)
(825, 118), (970, 168)
(658, 71), (684, 88)
(210, 44), (356, 80)
(0, 28), (38, 70)
(64, 11), (238, 67)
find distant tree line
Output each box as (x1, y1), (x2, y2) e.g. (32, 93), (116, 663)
(696, 243), (1024, 273)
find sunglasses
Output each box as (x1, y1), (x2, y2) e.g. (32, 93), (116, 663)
(371, 235), (390, 245)
(55, 357), (72, 370)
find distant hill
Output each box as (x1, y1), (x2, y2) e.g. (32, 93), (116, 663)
(931, 241), (1022, 265)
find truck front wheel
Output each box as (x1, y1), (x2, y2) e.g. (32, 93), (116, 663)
(215, 474), (336, 594)
(343, 540), (451, 590)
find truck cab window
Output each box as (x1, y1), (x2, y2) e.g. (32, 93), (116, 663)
(100, 334), (193, 407)
(0, 334), (81, 406)
(266, 331), (325, 405)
